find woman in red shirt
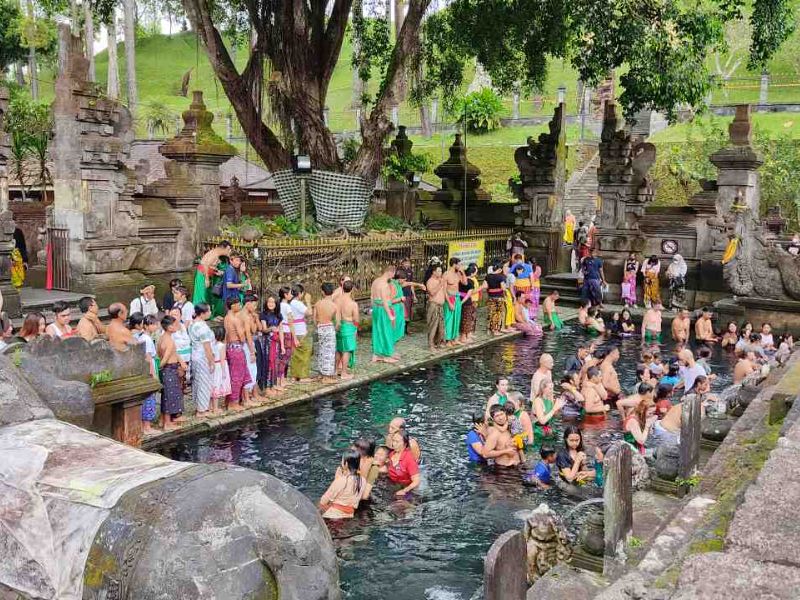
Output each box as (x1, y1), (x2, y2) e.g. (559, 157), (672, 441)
(387, 430), (421, 496)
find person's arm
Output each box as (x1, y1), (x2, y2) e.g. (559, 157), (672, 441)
(561, 453), (585, 483)
(627, 419), (653, 445)
(520, 412), (535, 445)
(204, 340), (214, 370)
(319, 477), (343, 512)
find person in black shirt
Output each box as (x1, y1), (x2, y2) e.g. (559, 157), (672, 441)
(564, 343), (590, 374)
(485, 262), (507, 335)
(459, 264), (478, 342)
(163, 278), (183, 312)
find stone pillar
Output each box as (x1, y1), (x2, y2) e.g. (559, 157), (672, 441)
(680, 392), (702, 480)
(759, 72), (769, 105)
(157, 90), (236, 250)
(710, 105), (763, 216)
(603, 442), (632, 576)
(484, 530), (527, 600)
(0, 86), (21, 316)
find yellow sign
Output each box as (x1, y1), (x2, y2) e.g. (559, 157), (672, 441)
(448, 239), (486, 267)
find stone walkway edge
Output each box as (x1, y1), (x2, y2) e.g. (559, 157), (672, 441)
(143, 307), (582, 450)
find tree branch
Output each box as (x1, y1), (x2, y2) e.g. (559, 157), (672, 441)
(320, 0), (353, 88)
(349, 0), (431, 180)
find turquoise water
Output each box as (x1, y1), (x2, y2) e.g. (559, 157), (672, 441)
(160, 324), (735, 599)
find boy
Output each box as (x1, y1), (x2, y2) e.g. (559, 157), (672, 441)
(525, 447), (557, 489)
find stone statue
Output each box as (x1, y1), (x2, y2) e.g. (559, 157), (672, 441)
(630, 449), (650, 490)
(523, 503), (573, 584)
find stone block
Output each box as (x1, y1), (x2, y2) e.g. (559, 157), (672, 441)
(0, 355), (54, 426)
(484, 530), (527, 600)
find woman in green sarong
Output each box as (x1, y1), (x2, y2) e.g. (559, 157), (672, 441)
(210, 259), (227, 318)
(391, 278), (406, 343)
(532, 379), (563, 440)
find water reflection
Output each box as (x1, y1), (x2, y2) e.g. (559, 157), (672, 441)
(160, 324), (734, 600)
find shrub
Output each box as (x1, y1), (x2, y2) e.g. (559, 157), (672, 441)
(452, 88), (504, 134)
(380, 152), (432, 181)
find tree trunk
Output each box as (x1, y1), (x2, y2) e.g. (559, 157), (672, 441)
(351, 0), (364, 112)
(84, 0), (95, 81)
(26, 0), (38, 100)
(70, 0), (79, 34)
(15, 62), (24, 85)
(394, 0), (407, 101)
(122, 0), (138, 116)
(106, 14), (120, 98)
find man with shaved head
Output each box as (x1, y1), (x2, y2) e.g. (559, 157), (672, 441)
(107, 303), (134, 351)
(386, 417), (421, 461)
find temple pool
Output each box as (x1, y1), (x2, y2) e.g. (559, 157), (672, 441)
(160, 324), (735, 600)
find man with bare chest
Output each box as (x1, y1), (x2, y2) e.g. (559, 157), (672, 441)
(193, 240), (231, 305)
(336, 280), (360, 379)
(241, 294), (264, 404)
(158, 315), (186, 430)
(425, 265), (446, 351)
(483, 406), (521, 467)
(225, 297), (252, 410)
(598, 346), (622, 400)
(671, 309), (691, 343)
(107, 303), (134, 351)
(371, 265), (398, 363)
(642, 303), (663, 343)
(695, 308), (718, 343)
(443, 258), (467, 346)
(314, 283), (340, 383)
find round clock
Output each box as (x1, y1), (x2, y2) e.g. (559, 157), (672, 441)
(661, 239), (678, 255)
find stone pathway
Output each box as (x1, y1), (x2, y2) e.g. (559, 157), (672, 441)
(142, 305), (580, 449)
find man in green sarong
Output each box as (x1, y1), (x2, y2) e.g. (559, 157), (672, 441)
(541, 290), (564, 331)
(443, 257), (467, 347)
(371, 265), (398, 363)
(335, 280), (360, 379)
(193, 240), (232, 306)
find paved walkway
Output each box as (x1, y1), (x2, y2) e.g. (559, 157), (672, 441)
(143, 305), (580, 449)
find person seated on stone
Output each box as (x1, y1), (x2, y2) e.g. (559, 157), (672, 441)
(524, 446), (558, 489)
(319, 449), (369, 519)
(14, 312), (45, 344)
(577, 299), (592, 327)
(775, 333), (794, 365)
(623, 395), (657, 454)
(532, 379), (564, 440)
(75, 296), (106, 342)
(721, 321), (738, 349)
(387, 430), (422, 495)
(734, 349), (759, 384)
(129, 284), (159, 317)
(616, 382), (655, 419)
(581, 366), (609, 417)
(659, 362), (683, 389)
(694, 308), (718, 344)
(506, 393), (535, 455)
(556, 426), (599, 485)
(46, 300), (76, 339)
(586, 307), (605, 336)
(483, 405), (521, 467)
(559, 371), (585, 421)
(386, 417), (421, 462)
(107, 303), (135, 352)
(654, 383), (674, 419)
(512, 292), (542, 337)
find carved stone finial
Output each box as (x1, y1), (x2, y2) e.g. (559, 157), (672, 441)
(160, 91), (236, 162)
(390, 125), (414, 157)
(729, 105), (752, 146)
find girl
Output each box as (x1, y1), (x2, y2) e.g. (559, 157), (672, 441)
(261, 294), (287, 393)
(17, 312), (45, 342)
(666, 254), (688, 310)
(188, 303), (216, 418)
(556, 426), (597, 484)
(278, 288), (297, 387)
(319, 449), (368, 519)
(532, 379), (563, 440)
(624, 397), (656, 454)
(459, 264), (479, 343)
(735, 322), (754, 353)
(484, 261), (507, 336)
(169, 306), (192, 389)
(621, 252), (639, 307)
(721, 321), (738, 349)
(238, 259), (252, 304)
(659, 362), (682, 388)
(609, 312), (623, 336)
(502, 263), (516, 332)
(130, 313), (159, 432)
(530, 258), (542, 316)
(620, 309), (636, 336)
(211, 327), (232, 410)
(641, 255), (661, 308)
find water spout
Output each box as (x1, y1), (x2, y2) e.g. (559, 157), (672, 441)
(563, 497), (604, 522)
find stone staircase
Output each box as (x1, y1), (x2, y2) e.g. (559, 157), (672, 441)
(564, 150), (599, 221)
(540, 272), (583, 307)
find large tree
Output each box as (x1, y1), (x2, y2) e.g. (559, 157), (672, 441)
(182, 0), (794, 182)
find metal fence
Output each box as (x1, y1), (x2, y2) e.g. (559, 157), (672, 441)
(204, 228), (513, 301)
(47, 227), (70, 291)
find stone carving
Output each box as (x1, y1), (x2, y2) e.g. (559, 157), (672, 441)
(523, 503), (573, 584)
(513, 103), (567, 227)
(630, 449), (651, 490)
(433, 134), (491, 208)
(596, 102), (656, 230)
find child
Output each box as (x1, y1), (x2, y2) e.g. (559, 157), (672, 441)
(131, 314), (159, 432)
(525, 447), (557, 489)
(654, 383), (674, 418)
(319, 449), (368, 519)
(373, 445), (390, 472)
(211, 327), (231, 412)
(169, 306), (192, 388)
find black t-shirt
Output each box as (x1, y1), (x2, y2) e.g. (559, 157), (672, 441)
(564, 355), (583, 373)
(556, 449), (575, 479)
(486, 273), (505, 298)
(459, 279), (475, 306)
(162, 291), (175, 312)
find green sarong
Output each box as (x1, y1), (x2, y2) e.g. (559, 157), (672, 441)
(444, 293), (462, 341)
(542, 311), (564, 330)
(192, 266), (208, 305)
(644, 330), (662, 343)
(392, 281), (406, 343)
(336, 321), (358, 368)
(371, 301), (396, 358)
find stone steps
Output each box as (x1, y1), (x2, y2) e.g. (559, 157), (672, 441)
(564, 151), (599, 221)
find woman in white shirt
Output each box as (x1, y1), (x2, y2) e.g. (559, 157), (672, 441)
(129, 284), (159, 317)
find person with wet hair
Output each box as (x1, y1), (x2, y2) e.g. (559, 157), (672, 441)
(319, 449), (368, 519)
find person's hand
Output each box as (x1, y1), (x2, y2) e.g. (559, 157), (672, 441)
(395, 489), (408, 497)
(595, 446), (604, 461)
(207, 359), (215, 371)
(554, 397), (565, 411)
(505, 447), (518, 456)
(576, 451), (586, 464)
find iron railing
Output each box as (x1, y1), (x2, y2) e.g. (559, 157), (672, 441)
(204, 228), (513, 300)
(47, 227), (70, 291)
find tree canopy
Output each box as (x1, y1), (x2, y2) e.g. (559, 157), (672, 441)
(181, 0), (795, 180)
(0, 0), (27, 73)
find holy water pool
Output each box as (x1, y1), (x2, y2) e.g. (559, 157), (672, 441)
(160, 324), (734, 600)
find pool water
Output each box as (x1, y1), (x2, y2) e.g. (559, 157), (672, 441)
(160, 324), (735, 600)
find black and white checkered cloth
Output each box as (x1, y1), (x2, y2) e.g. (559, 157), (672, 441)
(272, 169), (372, 230)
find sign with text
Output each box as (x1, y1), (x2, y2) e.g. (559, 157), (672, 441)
(448, 239), (486, 267)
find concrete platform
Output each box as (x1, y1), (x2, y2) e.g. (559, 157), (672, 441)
(10, 288), (99, 327)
